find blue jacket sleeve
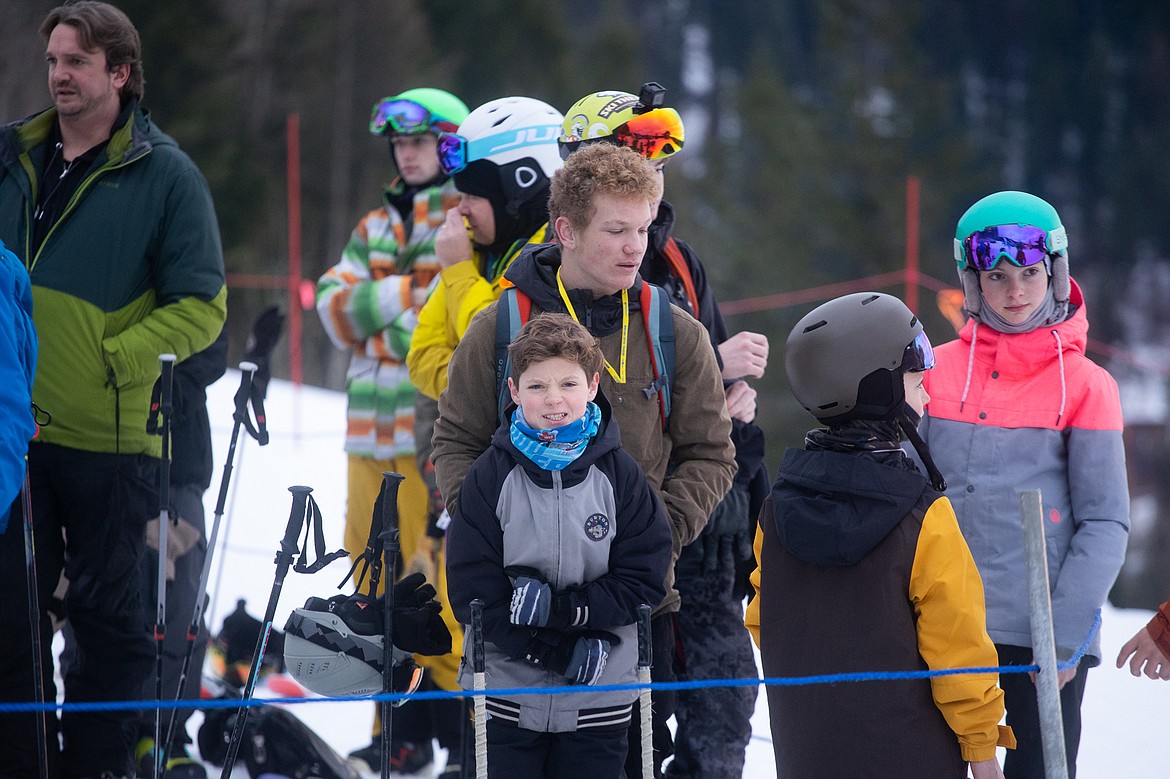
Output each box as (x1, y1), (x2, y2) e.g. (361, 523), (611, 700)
(0, 240), (37, 533)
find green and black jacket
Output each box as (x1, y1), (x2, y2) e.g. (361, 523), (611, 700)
(0, 103), (226, 457)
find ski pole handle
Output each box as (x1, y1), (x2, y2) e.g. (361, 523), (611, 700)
(378, 471), (405, 559)
(637, 604), (652, 670)
(472, 599), (486, 675)
(232, 361), (257, 420)
(278, 485), (313, 570)
(232, 360), (269, 446)
(211, 363), (256, 529)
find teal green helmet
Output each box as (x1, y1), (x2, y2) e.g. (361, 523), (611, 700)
(370, 87), (470, 137)
(953, 190), (1070, 314)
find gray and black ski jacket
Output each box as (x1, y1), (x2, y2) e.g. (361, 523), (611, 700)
(447, 397), (672, 732)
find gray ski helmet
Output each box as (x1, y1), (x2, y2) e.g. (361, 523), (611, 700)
(283, 598), (413, 697)
(786, 292), (929, 425)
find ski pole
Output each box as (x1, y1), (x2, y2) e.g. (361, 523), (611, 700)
(637, 604), (653, 779)
(378, 471), (405, 779)
(20, 465), (50, 779)
(209, 307), (282, 631)
(159, 362), (262, 770)
(152, 353), (177, 779)
(219, 484), (313, 778)
(471, 598), (487, 779)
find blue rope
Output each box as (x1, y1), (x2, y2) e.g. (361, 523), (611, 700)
(0, 609), (1101, 715)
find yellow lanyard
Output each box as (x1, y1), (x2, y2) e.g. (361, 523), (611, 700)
(556, 268), (628, 384)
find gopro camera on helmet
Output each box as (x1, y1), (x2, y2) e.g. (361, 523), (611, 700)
(636, 81), (667, 113)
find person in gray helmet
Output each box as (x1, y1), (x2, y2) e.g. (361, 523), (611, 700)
(746, 292), (1015, 779)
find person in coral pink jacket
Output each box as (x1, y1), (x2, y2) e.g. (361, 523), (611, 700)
(921, 191), (1130, 779)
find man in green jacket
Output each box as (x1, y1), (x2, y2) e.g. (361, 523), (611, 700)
(0, 3), (226, 777)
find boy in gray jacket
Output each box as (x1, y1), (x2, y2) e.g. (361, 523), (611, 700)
(446, 313), (671, 779)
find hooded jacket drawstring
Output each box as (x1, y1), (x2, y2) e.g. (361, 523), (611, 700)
(959, 321), (978, 412)
(1052, 328), (1067, 426)
(957, 319), (1068, 425)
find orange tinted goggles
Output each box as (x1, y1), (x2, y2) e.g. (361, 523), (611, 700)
(612, 107), (685, 160)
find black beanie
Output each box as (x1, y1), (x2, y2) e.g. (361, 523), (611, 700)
(453, 159), (505, 204)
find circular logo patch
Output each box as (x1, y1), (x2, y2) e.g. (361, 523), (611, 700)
(584, 513), (610, 541)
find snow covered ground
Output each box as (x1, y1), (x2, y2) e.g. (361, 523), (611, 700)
(186, 371), (1170, 777)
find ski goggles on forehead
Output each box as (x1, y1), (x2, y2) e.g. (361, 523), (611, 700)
(370, 98), (457, 136)
(956, 224), (1067, 272)
(612, 106), (685, 160)
(436, 122), (562, 174)
(903, 330), (936, 372)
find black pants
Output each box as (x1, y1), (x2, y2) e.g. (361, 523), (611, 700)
(487, 719), (628, 779)
(622, 612), (676, 779)
(997, 643), (1090, 779)
(0, 444), (157, 779)
(392, 673), (467, 755)
(666, 486), (758, 779)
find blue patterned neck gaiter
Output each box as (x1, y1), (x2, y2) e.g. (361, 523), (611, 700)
(509, 402), (602, 471)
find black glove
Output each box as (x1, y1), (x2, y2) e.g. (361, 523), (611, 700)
(692, 485), (753, 574)
(390, 572), (451, 656)
(243, 306), (285, 397)
(546, 633), (615, 686)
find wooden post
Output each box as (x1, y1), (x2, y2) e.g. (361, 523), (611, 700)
(1019, 489), (1069, 779)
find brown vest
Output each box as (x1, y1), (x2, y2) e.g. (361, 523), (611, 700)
(759, 494), (967, 778)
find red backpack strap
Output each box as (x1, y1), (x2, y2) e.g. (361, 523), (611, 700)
(494, 288), (533, 425)
(663, 237), (700, 317)
(516, 289), (532, 323)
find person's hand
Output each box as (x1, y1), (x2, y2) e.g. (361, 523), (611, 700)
(1116, 626), (1170, 680)
(969, 756), (1006, 779)
(1028, 663), (1078, 690)
(689, 487), (753, 574)
(435, 208), (473, 269)
(509, 572), (582, 629)
(510, 575), (553, 626)
(549, 636), (611, 685)
(725, 380), (757, 423)
(717, 331), (769, 380)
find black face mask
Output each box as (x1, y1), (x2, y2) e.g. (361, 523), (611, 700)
(896, 403), (947, 492)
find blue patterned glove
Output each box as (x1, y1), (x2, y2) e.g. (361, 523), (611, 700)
(560, 636), (611, 685)
(510, 576), (553, 626)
